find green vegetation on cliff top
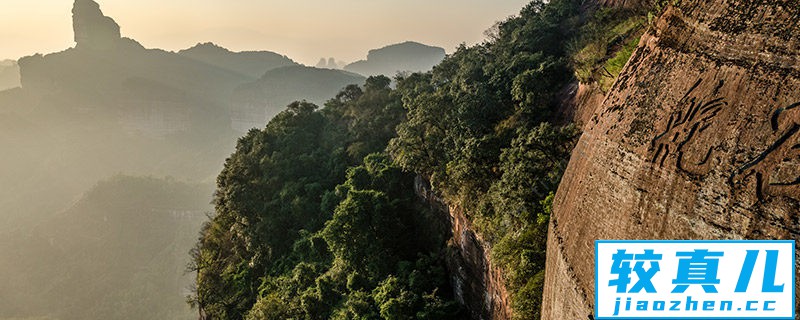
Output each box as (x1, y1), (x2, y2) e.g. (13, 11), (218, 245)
(192, 0), (658, 319)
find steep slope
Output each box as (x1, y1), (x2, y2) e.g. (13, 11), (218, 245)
(178, 42), (297, 80)
(542, 1), (800, 319)
(188, 1), (681, 319)
(191, 79), (465, 320)
(344, 41), (445, 77)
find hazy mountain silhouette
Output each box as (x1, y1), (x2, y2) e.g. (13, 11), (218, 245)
(12, 0), (365, 136)
(231, 65), (365, 131)
(17, 0), (249, 139)
(242, 65), (364, 107)
(0, 1), (427, 320)
(178, 42), (297, 80)
(344, 41), (446, 76)
(0, 60), (20, 91)
(0, 176), (209, 320)
(0, 0), (363, 319)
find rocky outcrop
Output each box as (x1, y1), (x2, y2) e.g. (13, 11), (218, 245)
(557, 82), (606, 126)
(16, 0), (257, 137)
(414, 177), (512, 320)
(445, 205), (513, 320)
(542, 1), (800, 319)
(72, 0), (121, 50)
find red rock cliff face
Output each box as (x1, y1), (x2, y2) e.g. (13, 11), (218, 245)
(542, 1), (800, 319)
(414, 177), (512, 320)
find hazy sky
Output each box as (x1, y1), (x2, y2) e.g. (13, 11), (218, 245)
(0, 0), (530, 65)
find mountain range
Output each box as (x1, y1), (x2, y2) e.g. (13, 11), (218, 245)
(177, 42), (298, 80)
(0, 1), (447, 319)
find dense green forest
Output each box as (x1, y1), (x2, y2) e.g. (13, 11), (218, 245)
(192, 0), (659, 318)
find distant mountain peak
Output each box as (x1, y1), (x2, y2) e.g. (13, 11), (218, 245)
(375, 41), (441, 50)
(184, 42), (232, 54)
(72, 0), (121, 50)
(344, 41), (446, 77)
(178, 43), (298, 80)
(366, 41), (446, 60)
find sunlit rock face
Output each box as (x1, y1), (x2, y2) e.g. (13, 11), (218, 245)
(73, 0), (121, 50)
(542, 1), (800, 319)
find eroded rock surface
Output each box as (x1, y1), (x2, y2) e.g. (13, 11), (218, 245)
(414, 177), (512, 320)
(542, 1), (800, 319)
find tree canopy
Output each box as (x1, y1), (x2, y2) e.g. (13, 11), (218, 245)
(192, 0), (655, 318)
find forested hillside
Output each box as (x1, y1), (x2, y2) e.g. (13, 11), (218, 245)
(192, 0), (662, 318)
(1, 2), (551, 320)
(192, 76), (462, 319)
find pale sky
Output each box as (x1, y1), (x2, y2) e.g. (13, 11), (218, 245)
(0, 0), (530, 65)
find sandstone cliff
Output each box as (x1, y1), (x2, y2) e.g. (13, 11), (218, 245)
(415, 177), (512, 320)
(542, 1), (800, 319)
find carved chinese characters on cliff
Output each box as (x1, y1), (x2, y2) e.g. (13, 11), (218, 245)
(649, 79), (728, 176)
(730, 102), (800, 201)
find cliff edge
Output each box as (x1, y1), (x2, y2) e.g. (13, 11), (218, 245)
(542, 1), (800, 319)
